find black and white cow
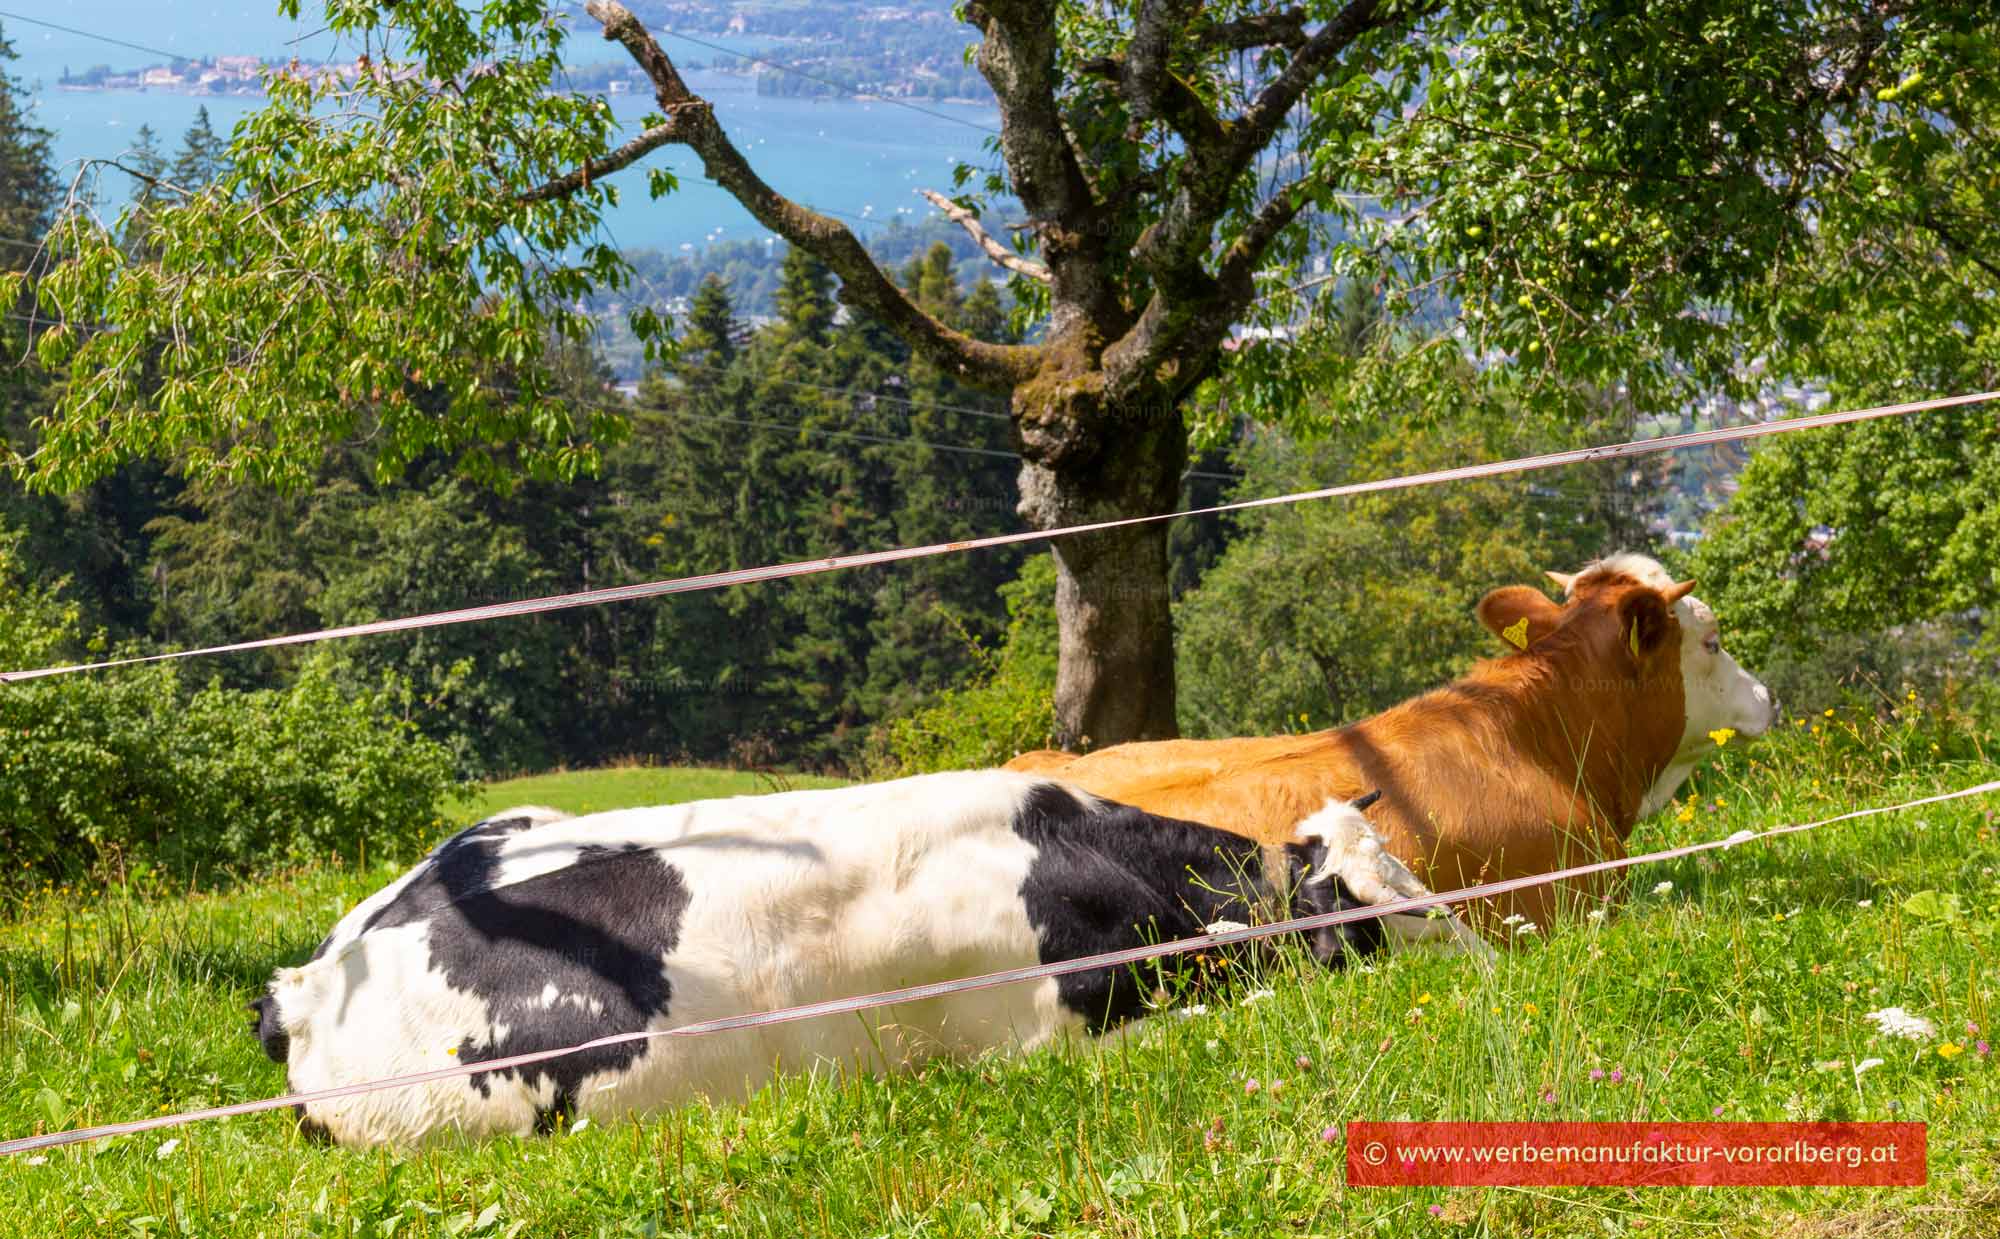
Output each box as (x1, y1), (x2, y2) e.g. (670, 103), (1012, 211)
(252, 771), (1449, 1147)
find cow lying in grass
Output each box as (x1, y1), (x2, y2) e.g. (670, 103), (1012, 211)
(252, 772), (1468, 1148)
(1008, 554), (1777, 934)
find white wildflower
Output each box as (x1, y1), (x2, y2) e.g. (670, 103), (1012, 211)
(1204, 920), (1250, 935)
(1586, 908), (1608, 923)
(155, 1139), (180, 1160)
(1854, 1058), (1886, 1077)
(1177, 1004), (1210, 1019)
(24, 1156), (46, 1167)
(1857, 899), (1873, 908)
(1652, 881), (1674, 896)
(1512, 921), (1540, 937)
(1501, 913), (1526, 926)
(1865, 1007), (1936, 1041)
(1242, 989), (1276, 1006)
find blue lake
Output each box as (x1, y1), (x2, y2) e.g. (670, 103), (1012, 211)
(8, 3), (1003, 255)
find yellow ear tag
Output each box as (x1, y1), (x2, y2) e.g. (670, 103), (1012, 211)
(1629, 619), (1641, 658)
(1501, 617), (1530, 649)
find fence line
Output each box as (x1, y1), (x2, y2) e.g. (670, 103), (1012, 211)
(5, 776), (1994, 1157)
(5, 387), (1997, 685)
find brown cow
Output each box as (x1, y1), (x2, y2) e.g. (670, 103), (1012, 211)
(1007, 555), (1776, 936)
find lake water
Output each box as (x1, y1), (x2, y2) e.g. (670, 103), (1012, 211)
(7, 2), (1002, 255)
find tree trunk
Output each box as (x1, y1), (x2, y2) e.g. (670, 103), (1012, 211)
(1014, 347), (1186, 750)
(1044, 520), (1179, 749)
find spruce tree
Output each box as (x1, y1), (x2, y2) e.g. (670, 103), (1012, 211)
(170, 106), (229, 189)
(772, 246), (834, 348)
(677, 274), (737, 385)
(0, 26), (55, 266)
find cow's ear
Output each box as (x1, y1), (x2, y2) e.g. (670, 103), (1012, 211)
(1617, 588), (1675, 661)
(1476, 585), (1563, 652)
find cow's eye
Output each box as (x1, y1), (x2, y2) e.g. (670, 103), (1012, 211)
(1703, 633), (1721, 655)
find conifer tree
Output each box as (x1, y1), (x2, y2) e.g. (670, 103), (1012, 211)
(0, 26), (54, 268)
(170, 106), (229, 189)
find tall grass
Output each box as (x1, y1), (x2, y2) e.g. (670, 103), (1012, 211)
(1, 730), (1996, 1238)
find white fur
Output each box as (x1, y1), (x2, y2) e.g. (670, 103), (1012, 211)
(1294, 800), (1495, 961)
(1562, 555), (1776, 816)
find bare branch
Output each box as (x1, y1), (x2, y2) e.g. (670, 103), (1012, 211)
(520, 122), (675, 204)
(580, 0), (1035, 387)
(918, 189), (1051, 283)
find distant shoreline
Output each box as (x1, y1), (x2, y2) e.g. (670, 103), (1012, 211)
(51, 74), (997, 113)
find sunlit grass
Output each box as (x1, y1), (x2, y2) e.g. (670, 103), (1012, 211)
(452, 764), (849, 822)
(2, 734), (1997, 1237)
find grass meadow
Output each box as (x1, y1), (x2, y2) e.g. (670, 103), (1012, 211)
(2, 719), (1998, 1238)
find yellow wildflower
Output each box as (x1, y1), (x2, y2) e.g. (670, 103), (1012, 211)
(1709, 727), (1736, 747)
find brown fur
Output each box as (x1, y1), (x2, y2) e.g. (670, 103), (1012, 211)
(1006, 571), (1695, 933)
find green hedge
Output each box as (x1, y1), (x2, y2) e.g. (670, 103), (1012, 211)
(864, 554), (1058, 775)
(1, 533), (460, 897)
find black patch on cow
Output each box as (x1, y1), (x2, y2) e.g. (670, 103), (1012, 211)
(352, 836), (692, 1105)
(300, 814), (546, 965)
(293, 1105), (333, 1145)
(1283, 839), (1391, 965)
(1010, 784), (1387, 1033)
(249, 994), (289, 1063)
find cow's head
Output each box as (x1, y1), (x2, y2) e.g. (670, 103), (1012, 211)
(1477, 553), (1775, 816)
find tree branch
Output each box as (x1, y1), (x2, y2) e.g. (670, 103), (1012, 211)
(1078, 54), (1226, 150)
(918, 189), (1051, 282)
(581, 0), (1035, 387)
(1130, 0), (1411, 282)
(1200, 10), (1310, 52)
(1917, 205), (2000, 285)
(1108, 0), (1426, 394)
(1104, 175), (1316, 386)
(520, 122), (675, 204)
